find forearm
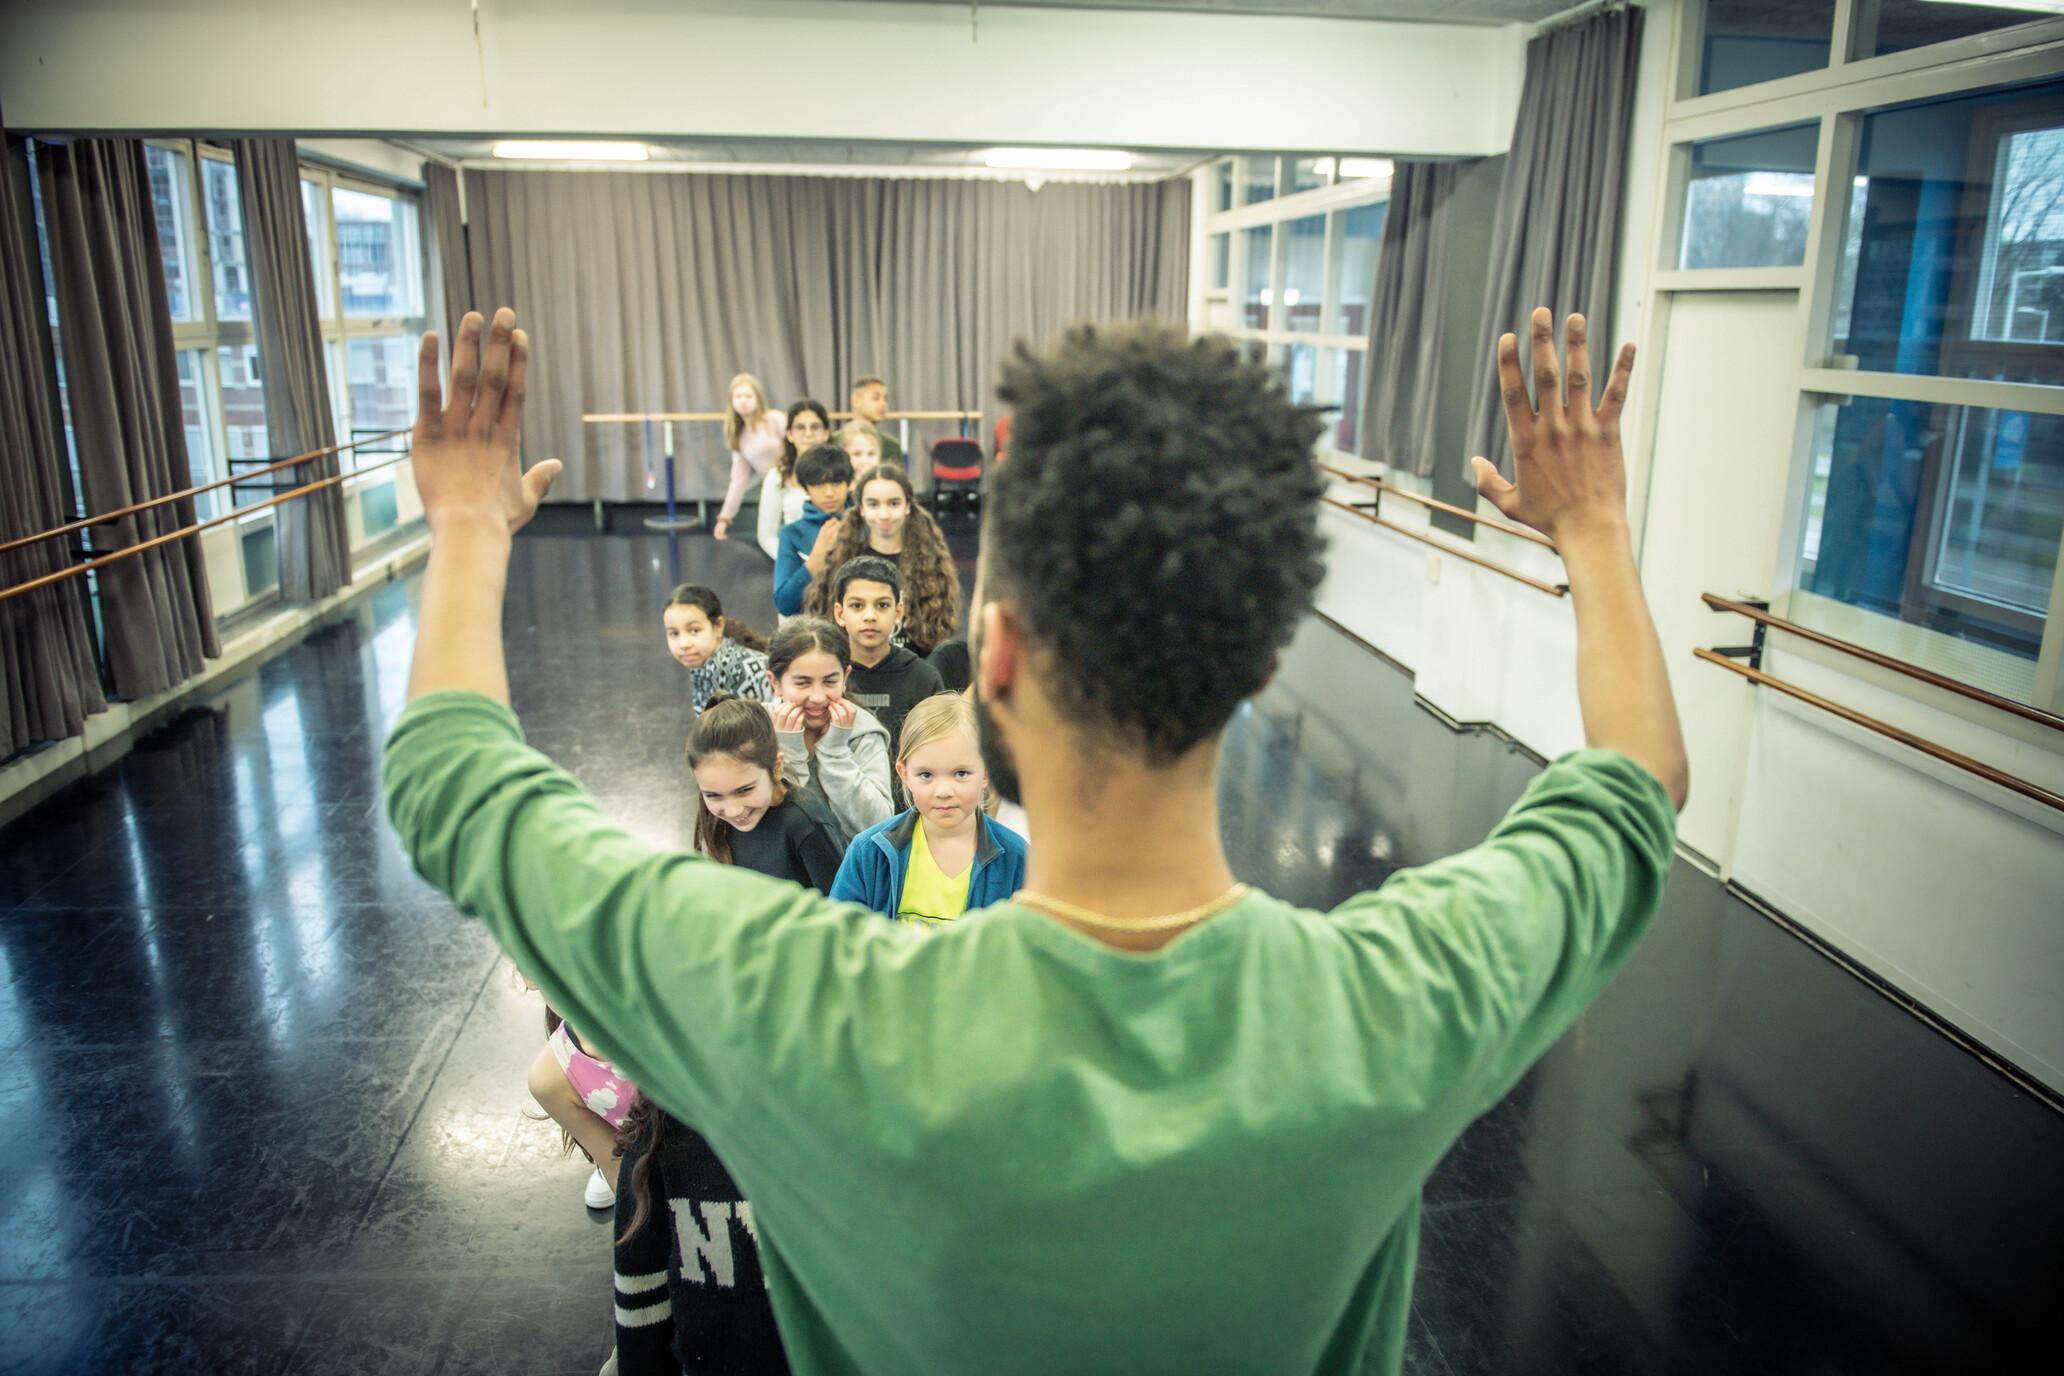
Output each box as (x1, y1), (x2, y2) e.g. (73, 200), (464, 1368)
(1559, 524), (1688, 809)
(716, 454), (751, 525)
(407, 517), (515, 704)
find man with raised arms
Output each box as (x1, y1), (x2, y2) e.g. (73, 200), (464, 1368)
(386, 304), (1686, 1375)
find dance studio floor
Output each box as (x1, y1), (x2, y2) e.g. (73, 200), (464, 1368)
(1, 517), (2057, 1373)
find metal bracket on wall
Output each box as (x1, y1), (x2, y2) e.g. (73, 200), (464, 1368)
(1709, 596), (1771, 672)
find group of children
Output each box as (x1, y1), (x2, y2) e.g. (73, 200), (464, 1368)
(536, 474), (1024, 1373)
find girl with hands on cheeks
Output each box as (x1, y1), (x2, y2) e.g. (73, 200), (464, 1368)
(763, 618), (892, 846)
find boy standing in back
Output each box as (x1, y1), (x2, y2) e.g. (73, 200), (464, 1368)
(849, 375), (904, 464)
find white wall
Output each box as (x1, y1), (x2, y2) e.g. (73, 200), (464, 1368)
(1296, 0), (2064, 1094)
(0, 1), (1526, 158)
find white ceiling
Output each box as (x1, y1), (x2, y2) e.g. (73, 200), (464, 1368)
(824, 0), (1577, 23)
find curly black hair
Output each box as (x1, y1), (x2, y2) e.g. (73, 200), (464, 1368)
(987, 322), (1325, 762)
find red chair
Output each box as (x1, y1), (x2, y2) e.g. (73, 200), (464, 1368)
(928, 437), (984, 518)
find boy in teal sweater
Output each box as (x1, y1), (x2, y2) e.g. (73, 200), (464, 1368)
(388, 306), (1685, 1375)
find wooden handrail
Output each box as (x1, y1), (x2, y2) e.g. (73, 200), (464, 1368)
(0, 450), (413, 607)
(1320, 496), (1567, 597)
(1704, 593), (2064, 734)
(0, 426), (411, 560)
(1694, 648), (2064, 814)
(581, 409), (983, 423)
(1316, 461), (1558, 550)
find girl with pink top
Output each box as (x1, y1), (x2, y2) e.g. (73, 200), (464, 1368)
(711, 373), (786, 541)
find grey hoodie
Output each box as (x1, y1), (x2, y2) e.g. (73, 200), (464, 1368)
(777, 704), (894, 846)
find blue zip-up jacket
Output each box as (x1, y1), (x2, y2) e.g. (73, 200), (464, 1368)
(774, 505), (836, 616)
(829, 808), (1030, 920)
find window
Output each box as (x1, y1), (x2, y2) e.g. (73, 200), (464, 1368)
(202, 157), (252, 322)
(1332, 202), (1387, 335)
(302, 178), (333, 315)
(1680, 122), (1819, 269)
(1242, 225), (1274, 330)
(1199, 150), (1391, 459)
(1287, 157), (1330, 196)
(1695, 0), (1837, 96)
(1283, 214), (1325, 333)
(145, 146), (199, 324)
(1829, 79), (2064, 386)
(1330, 348), (1364, 454)
(343, 336), (416, 437)
(331, 186), (423, 319)
(176, 351), (225, 520)
(218, 343), (270, 474)
(1857, 1), (2050, 58)
(1285, 343), (1319, 406)
(1242, 157), (1278, 206)
(1800, 396), (2060, 668)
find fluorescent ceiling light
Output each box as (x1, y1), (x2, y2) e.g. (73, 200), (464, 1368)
(491, 140), (649, 161)
(1922, 1), (2063, 12)
(1313, 157), (1394, 181)
(982, 147), (1133, 171)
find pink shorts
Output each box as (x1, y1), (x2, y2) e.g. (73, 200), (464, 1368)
(548, 1021), (639, 1127)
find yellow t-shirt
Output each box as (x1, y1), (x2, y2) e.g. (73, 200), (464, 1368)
(897, 819), (973, 926)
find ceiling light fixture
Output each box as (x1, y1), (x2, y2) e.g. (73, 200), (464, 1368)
(1313, 157), (1395, 182)
(982, 147), (1134, 171)
(1921, 0), (2064, 13)
(490, 140), (650, 161)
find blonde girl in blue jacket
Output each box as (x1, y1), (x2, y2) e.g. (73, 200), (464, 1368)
(829, 694), (1028, 924)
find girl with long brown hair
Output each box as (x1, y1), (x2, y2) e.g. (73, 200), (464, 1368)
(712, 373), (786, 543)
(802, 462), (962, 654)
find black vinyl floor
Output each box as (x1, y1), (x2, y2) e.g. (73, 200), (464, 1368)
(1, 515), (2059, 1374)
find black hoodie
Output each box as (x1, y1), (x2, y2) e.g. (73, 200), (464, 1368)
(845, 644), (945, 756)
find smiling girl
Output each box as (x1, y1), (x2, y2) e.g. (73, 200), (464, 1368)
(830, 694), (1028, 925)
(803, 462), (962, 654)
(765, 617), (893, 846)
(712, 373), (786, 543)
(689, 694), (841, 890)
(662, 584), (773, 713)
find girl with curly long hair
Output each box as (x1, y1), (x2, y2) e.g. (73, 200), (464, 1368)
(802, 463), (962, 655)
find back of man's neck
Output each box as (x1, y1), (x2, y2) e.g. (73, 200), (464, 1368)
(1016, 765), (1236, 951)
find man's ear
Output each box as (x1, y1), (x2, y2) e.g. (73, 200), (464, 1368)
(976, 601), (1021, 707)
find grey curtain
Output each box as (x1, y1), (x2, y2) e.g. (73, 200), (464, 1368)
(234, 138), (349, 602)
(464, 171), (1189, 501)
(1465, 5), (1644, 475)
(1360, 162), (1461, 478)
(1, 133), (107, 757)
(38, 138), (218, 700)
(424, 160), (471, 352)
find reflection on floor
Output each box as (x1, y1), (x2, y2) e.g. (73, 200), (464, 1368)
(1, 521), (2056, 1374)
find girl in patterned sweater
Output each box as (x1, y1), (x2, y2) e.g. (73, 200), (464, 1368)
(663, 585), (773, 713)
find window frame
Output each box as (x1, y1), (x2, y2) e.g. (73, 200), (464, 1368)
(1633, 0), (2064, 715)
(1202, 158), (1394, 464)
(299, 164), (428, 473)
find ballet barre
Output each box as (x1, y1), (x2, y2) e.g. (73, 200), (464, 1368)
(0, 426), (410, 560)
(0, 445), (414, 607)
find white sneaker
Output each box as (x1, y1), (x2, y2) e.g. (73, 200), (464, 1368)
(584, 1168), (614, 1210)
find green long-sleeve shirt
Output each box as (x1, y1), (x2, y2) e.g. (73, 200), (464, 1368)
(384, 691), (1675, 1375)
